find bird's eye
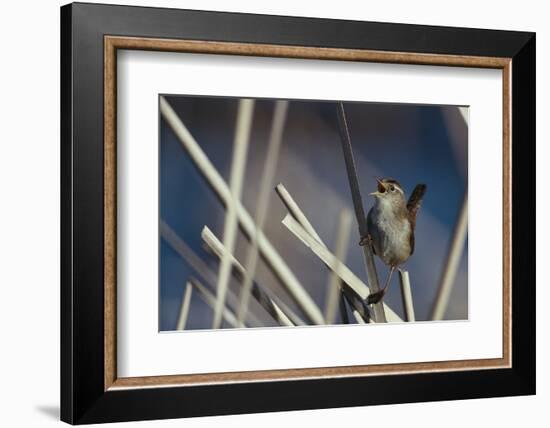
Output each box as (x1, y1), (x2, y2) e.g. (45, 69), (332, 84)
(389, 185), (395, 192)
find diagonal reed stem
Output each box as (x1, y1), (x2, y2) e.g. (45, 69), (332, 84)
(431, 192), (468, 320)
(160, 220), (263, 328)
(282, 213), (402, 322)
(276, 184), (370, 323)
(189, 278), (241, 328)
(202, 226), (299, 327)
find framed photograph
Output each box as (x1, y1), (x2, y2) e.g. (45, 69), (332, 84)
(61, 2), (535, 424)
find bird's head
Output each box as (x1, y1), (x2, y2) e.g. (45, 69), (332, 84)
(369, 178), (406, 207)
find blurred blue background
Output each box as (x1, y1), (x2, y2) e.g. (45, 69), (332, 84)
(160, 96), (468, 331)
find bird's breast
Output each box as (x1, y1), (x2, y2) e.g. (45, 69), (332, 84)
(368, 208), (412, 267)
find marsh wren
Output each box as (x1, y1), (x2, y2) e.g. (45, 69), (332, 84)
(359, 178), (427, 305)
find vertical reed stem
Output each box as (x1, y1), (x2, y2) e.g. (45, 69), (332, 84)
(336, 102), (386, 322)
(324, 208), (353, 324)
(237, 100), (288, 325)
(398, 270), (416, 322)
(176, 283), (193, 330)
(213, 99), (255, 329)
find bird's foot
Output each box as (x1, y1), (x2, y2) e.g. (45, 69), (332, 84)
(359, 235), (370, 247)
(367, 290), (386, 305)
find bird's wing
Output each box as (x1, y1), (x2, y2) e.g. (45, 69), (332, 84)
(407, 184), (427, 229)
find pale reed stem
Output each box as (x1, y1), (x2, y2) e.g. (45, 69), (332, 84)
(431, 192), (468, 320)
(282, 214), (402, 322)
(176, 283), (193, 330)
(190, 278), (240, 328)
(325, 209), (353, 324)
(398, 270), (416, 322)
(212, 99), (255, 329)
(202, 226), (297, 327)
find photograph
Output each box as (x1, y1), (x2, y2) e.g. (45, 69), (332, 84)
(56, 2), (536, 424)
(159, 95), (468, 331)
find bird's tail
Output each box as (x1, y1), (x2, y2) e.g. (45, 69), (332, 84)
(407, 184), (427, 226)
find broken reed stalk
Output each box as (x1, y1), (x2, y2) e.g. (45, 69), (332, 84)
(212, 99), (255, 329)
(276, 184), (370, 323)
(276, 184), (402, 322)
(160, 220), (263, 328)
(237, 100), (289, 326)
(202, 226), (298, 327)
(336, 102), (387, 323)
(160, 96), (324, 325)
(275, 183), (356, 324)
(176, 283), (193, 330)
(324, 208), (353, 324)
(431, 191), (468, 320)
(398, 270), (416, 322)
(282, 214), (402, 322)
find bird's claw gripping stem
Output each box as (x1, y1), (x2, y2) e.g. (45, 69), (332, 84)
(366, 290), (386, 305)
(358, 235), (370, 247)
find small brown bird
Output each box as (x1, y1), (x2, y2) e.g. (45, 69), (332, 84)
(359, 178), (427, 305)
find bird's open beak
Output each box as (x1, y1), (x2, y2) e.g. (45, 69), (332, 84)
(369, 178), (387, 197)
